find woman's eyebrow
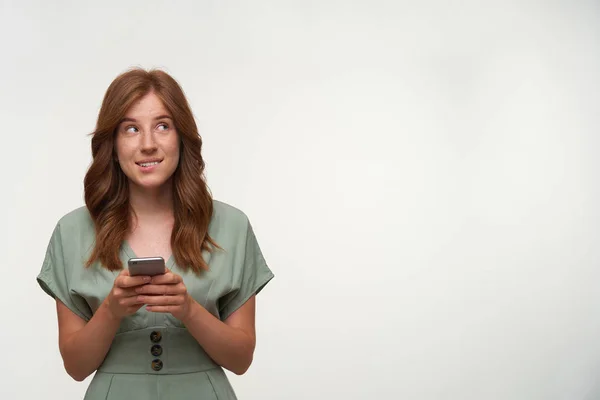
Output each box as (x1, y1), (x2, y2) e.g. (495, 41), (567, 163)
(119, 115), (173, 123)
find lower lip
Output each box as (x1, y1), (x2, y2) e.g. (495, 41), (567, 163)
(137, 162), (161, 172)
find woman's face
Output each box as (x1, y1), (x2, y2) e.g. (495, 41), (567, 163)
(115, 91), (180, 192)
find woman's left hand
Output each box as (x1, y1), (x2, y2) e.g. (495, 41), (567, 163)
(135, 268), (195, 321)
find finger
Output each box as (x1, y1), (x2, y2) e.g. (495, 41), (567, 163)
(146, 305), (178, 313)
(151, 272), (182, 285)
(113, 287), (140, 298)
(135, 284), (186, 296)
(118, 296), (145, 308)
(117, 275), (152, 288)
(126, 304), (144, 314)
(139, 294), (185, 306)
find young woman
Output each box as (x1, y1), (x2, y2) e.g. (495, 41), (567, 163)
(36, 68), (274, 399)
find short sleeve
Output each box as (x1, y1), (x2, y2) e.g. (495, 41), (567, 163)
(36, 223), (90, 321)
(218, 220), (274, 321)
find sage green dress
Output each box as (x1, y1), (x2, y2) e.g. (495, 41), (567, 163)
(36, 200), (275, 400)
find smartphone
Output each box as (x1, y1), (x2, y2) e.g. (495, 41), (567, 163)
(128, 257), (166, 276)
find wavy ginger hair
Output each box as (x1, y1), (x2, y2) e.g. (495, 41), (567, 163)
(84, 68), (217, 274)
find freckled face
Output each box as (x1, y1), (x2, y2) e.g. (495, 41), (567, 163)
(114, 92), (180, 191)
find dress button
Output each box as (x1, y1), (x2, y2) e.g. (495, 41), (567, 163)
(150, 331), (162, 343)
(151, 359), (163, 371)
(151, 344), (163, 357)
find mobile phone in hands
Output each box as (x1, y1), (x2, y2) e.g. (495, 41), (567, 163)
(127, 257), (166, 276)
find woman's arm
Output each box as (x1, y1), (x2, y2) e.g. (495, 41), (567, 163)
(55, 299), (121, 381)
(139, 271), (258, 375)
(56, 270), (149, 381)
(181, 296), (257, 375)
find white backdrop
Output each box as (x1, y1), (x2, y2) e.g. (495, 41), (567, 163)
(1, 1), (599, 399)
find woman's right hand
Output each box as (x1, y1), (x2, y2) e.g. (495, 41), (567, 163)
(104, 269), (151, 320)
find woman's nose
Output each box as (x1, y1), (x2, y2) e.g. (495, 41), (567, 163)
(140, 131), (157, 151)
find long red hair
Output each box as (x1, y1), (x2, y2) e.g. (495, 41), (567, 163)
(84, 68), (217, 273)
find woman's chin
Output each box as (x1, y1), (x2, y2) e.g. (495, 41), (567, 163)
(130, 177), (172, 192)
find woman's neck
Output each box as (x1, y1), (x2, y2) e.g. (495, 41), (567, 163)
(128, 181), (174, 221)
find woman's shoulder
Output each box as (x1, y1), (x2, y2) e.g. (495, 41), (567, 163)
(52, 201), (253, 239)
(52, 205), (95, 236)
(54, 202), (247, 230)
(212, 199), (252, 227)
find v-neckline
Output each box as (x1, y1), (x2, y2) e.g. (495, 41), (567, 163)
(122, 240), (175, 270)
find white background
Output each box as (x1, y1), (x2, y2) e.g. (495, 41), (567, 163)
(1, 1), (599, 399)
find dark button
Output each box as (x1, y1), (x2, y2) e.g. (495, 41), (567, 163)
(151, 344), (162, 357)
(150, 331), (162, 343)
(151, 359), (163, 371)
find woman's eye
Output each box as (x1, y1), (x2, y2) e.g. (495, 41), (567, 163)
(125, 126), (138, 133)
(157, 123), (169, 131)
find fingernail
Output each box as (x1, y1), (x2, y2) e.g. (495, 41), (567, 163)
(144, 277), (151, 282)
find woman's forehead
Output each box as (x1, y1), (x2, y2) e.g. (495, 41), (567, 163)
(125, 92), (170, 119)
